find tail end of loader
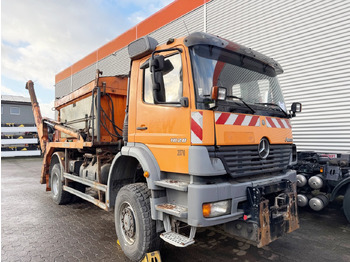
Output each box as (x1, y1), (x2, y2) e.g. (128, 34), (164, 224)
(25, 80), (48, 152)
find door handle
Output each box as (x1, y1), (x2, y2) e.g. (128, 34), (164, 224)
(137, 126), (148, 130)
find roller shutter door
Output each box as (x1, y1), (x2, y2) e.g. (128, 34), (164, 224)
(206, 0), (350, 153)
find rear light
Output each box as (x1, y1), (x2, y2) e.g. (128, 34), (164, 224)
(202, 200), (231, 218)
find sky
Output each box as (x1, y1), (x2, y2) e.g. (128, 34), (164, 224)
(1, 0), (173, 118)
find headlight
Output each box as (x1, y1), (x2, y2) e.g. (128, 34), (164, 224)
(202, 200), (231, 218)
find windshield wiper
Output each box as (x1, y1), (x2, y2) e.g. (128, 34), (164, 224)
(255, 102), (289, 117)
(227, 95), (255, 114)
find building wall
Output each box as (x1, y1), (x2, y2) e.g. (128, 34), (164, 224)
(55, 0), (350, 154)
(205, 0), (350, 154)
(1, 103), (35, 125)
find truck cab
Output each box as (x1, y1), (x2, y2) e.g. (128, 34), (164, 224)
(118, 32), (300, 257)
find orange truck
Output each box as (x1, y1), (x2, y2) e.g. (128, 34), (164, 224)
(26, 32), (302, 261)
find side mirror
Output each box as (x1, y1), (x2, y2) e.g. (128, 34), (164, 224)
(290, 102), (302, 117)
(150, 55), (166, 103)
(150, 55), (165, 72)
(211, 86), (227, 101)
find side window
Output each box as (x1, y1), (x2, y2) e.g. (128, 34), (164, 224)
(10, 106), (20, 115)
(143, 53), (183, 104)
(144, 68), (153, 104)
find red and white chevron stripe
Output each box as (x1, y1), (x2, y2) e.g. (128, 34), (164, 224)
(191, 111), (203, 144)
(215, 113), (260, 126)
(266, 117), (292, 129)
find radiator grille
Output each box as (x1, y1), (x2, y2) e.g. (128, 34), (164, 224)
(209, 144), (292, 178)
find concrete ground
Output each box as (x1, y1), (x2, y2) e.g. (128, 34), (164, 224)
(1, 157), (350, 262)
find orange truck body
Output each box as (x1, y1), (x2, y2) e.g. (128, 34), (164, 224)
(27, 32), (300, 261)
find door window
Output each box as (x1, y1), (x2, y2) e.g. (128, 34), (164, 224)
(143, 53), (183, 104)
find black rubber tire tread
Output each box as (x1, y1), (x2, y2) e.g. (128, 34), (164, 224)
(51, 164), (72, 205)
(343, 184), (350, 223)
(115, 183), (161, 261)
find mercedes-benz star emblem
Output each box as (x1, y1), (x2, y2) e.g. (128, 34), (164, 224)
(258, 138), (270, 159)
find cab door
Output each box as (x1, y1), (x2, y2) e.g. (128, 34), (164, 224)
(134, 49), (191, 174)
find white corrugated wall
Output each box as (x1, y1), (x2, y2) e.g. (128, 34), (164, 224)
(205, 0), (350, 154)
(55, 0), (350, 153)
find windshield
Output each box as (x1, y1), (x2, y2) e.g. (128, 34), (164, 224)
(190, 45), (287, 115)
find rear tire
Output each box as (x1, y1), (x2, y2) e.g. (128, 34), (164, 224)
(115, 183), (161, 261)
(343, 185), (350, 223)
(50, 164), (72, 205)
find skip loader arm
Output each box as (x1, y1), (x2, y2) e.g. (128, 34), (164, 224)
(25, 80), (85, 149)
(25, 80), (85, 186)
(25, 80), (47, 152)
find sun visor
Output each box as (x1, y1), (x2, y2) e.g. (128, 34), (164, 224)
(184, 32), (283, 75)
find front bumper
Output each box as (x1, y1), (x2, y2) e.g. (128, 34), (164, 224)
(187, 170), (299, 247)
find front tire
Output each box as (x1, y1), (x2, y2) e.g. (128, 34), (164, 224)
(343, 184), (350, 223)
(50, 164), (72, 205)
(115, 183), (160, 261)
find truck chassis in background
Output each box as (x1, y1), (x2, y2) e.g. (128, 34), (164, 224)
(294, 151), (350, 222)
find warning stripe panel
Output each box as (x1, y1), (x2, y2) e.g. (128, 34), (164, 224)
(191, 111), (203, 144)
(215, 113), (291, 129)
(266, 117), (275, 128)
(216, 112), (230, 124)
(215, 113), (260, 127)
(266, 117), (292, 129)
(191, 118), (203, 141)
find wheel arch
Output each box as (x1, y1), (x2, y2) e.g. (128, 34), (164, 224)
(107, 144), (161, 208)
(330, 176), (350, 201)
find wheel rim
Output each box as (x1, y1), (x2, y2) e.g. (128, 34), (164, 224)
(52, 173), (59, 198)
(119, 202), (136, 245)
